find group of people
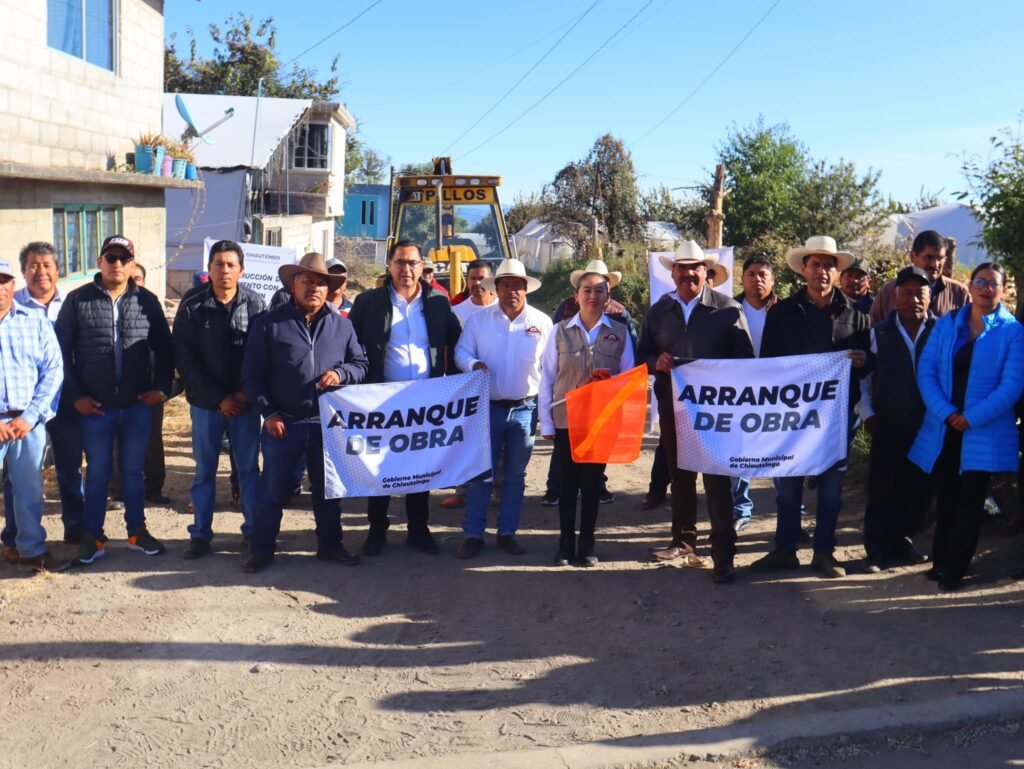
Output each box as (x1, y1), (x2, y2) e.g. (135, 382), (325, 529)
(1, 229), (1021, 590)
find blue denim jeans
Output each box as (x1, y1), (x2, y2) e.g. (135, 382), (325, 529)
(249, 418), (342, 557)
(80, 402), (152, 539)
(187, 405), (260, 542)
(0, 421), (49, 558)
(730, 476), (754, 521)
(2, 405), (84, 546)
(774, 466), (845, 554)
(463, 400), (538, 538)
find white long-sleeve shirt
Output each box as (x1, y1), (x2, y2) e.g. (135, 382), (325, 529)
(454, 302), (552, 401)
(538, 313), (635, 436)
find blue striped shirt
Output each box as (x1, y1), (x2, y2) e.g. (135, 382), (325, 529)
(13, 286), (64, 323)
(0, 300), (64, 427)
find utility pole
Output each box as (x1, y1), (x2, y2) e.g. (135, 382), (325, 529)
(705, 163), (728, 248)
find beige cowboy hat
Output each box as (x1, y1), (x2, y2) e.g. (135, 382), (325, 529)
(569, 259), (621, 289)
(480, 258), (542, 293)
(784, 235), (854, 274)
(658, 240), (719, 272)
(279, 252), (347, 292)
(706, 262), (730, 287)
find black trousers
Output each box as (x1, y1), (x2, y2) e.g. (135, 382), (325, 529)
(553, 430), (604, 546)
(931, 429), (990, 581)
(658, 396), (736, 563)
(648, 442), (670, 497)
(864, 421), (933, 559)
(367, 492), (430, 536)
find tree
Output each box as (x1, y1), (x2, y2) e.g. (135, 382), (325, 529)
(639, 185), (704, 240)
(714, 117), (887, 291)
(960, 119), (1024, 289)
(545, 134), (644, 256)
(504, 191), (550, 235)
(165, 14), (341, 100)
(345, 133), (389, 187)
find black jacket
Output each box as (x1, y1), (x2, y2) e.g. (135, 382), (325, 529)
(55, 276), (173, 407)
(638, 286), (754, 407)
(173, 284), (266, 412)
(760, 287), (870, 414)
(347, 278), (461, 384)
(242, 300), (368, 420)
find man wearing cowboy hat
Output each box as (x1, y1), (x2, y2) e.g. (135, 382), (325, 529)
(637, 241), (753, 584)
(754, 235), (869, 578)
(348, 240), (462, 557)
(241, 252), (369, 572)
(455, 258), (553, 559)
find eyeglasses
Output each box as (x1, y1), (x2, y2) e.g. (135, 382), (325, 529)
(392, 259), (422, 269)
(971, 277), (1002, 290)
(103, 252), (133, 265)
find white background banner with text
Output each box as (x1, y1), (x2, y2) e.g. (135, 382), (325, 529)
(670, 353), (850, 477)
(319, 371), (492, 498)
(203, 238), (297, 303)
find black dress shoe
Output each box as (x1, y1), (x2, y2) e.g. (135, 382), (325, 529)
(407, 531), (440, 555)
(796, 527), (812, 544)
(938, 576), (963, 591)
(243, 553), (274, 573)
(863, 557), (884, 574)
(576, 538), (597, 567)
(893, 544), (929, 565)
(457, 538), (484, 559)
(496, 534), (525, 555)
(712, 563), (735, 584)
(362, 529), (388, 556)
(316, 546), (360, 565)
(924, 566), (943, 581)
(146, 492), (172, 505)
(183, 539), (211, 560)
(1010, 562), (1024, 580)
(640, 493), (666, 510)
(598, 489), (615, 504)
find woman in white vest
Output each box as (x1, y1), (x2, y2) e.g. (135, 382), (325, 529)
(539, 261), (634, 566)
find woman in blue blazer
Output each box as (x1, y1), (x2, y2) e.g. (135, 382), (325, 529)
(908, 263), (1024, 591)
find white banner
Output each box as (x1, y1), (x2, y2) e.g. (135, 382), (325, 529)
(648, 247), (735, 303)
(203, 238), (297, 303)
(670, 353), (851, 477)
(319, 372), (492, 498)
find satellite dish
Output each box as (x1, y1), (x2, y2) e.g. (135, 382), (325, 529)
(175, 94), (235, 145)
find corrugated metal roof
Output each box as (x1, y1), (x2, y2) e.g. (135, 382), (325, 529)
(163, 93), (354, 170)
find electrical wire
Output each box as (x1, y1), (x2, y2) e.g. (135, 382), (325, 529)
(282, 0), (384, 68)
(456, 0), (655, 161)
(443, 0), (602, 153)
(629, 0), (782, 147)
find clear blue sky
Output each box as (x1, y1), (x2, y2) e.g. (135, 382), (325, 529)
(167, 0), (1024, 207)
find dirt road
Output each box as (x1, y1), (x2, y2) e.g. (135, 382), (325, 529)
(2, 398), (1022, 769)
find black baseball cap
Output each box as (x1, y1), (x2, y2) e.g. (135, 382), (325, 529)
(895, 266), (930, 287)
(101, 235), (135, 259)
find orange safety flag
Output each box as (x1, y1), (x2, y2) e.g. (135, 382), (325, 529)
(565, 364), (648, 464)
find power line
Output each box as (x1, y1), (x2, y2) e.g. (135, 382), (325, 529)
(457, 0), (655, 161)
(629, 0), (782, 147)
(347, 13), (584, 109)
(443, 0), (602, 153)
(282, 0), (384, 68)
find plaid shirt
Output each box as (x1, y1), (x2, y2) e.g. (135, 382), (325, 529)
(0, 300), (63, 427)
(14, 285), (64, 323)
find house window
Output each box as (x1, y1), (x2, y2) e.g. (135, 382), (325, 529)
(292, 124), (329, 170)
(265, 227), (282, 247)
(360, 199), (376, 226)
(47, 0), (116, 71)
(52, 205), (122, 277)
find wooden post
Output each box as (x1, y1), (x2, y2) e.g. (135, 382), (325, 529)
(705, 163), (727, 248)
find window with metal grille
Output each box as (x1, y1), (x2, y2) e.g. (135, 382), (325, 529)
(291, 124), (330, 170)
(47, 0), (116, 71)
(265, 227), (283, 247)
(52, 205), (121, 277)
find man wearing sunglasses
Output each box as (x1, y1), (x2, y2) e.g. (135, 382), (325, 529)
(55, 235), (173, 566)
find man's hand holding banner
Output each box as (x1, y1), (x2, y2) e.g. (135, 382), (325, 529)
(319, 371), (491, 498)
(670, 352), (851, 477)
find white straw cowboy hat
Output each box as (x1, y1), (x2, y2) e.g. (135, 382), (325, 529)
(569, 259), (621, 289)
(784, 235), (854, 274)
(279, 252), (347, 292)
(480, 258), (542, 294)
(658, 240), (719, 272)
(706, 262), (730, 287)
